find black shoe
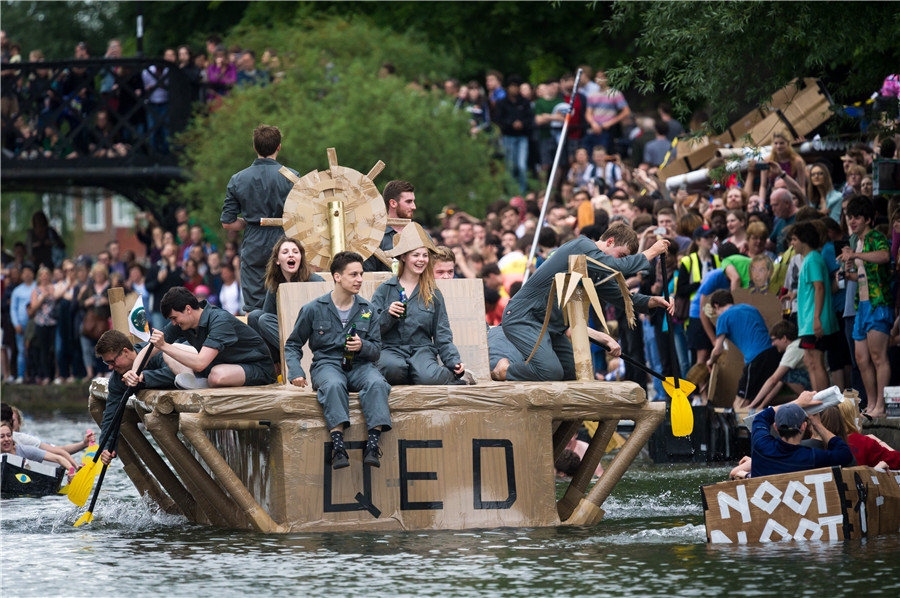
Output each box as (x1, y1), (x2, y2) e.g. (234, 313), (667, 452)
(363, 443), (382, 468)
(332, 446), (350, 470)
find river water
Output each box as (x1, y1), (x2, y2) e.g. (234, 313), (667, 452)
(2, 417), (899, 597)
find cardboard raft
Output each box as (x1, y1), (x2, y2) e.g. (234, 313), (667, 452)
(91, 278), (666, 533)
(702, 466), (900, 543)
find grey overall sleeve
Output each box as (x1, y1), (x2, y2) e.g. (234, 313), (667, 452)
(285, 307), (312, 381)
(370, 283), (398, 335)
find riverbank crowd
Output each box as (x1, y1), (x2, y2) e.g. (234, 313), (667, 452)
(3, 34), (900, 420)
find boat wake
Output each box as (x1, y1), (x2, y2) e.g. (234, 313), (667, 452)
(602, 490), (703, 519)
(6, 494), (187, 534)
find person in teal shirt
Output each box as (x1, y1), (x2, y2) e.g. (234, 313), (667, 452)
(792, 221), (838, 392)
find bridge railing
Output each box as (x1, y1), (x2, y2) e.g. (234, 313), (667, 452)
(0, 58), (201, 174)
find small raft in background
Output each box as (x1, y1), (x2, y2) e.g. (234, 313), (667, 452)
(702, 465), (900, 543)
(1, 454), (64, 498)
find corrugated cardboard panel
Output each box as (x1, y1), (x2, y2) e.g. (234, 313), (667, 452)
(703, 466), (847, 543)
(279, 407), (558, 531)
(839, 466), (900, 538)
(733, 289), (784, 332)
(708, 345), (745, 408)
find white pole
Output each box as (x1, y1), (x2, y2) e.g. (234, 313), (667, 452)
(522, 68), (583, 284)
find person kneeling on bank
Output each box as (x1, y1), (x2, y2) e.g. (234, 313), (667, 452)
(285, 251), (391, 470)
(153, 287), (275, 389)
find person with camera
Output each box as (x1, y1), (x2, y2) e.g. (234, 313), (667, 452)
(146, 241), (184, 331)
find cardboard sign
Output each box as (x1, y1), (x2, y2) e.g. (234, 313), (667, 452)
(702, 466), (900, 543)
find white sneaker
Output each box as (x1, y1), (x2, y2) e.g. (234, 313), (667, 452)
(52, 377), (64, 385)
(175, 373), (210, 390)
(13, 377), (23, 384)
(462, 371), (477, 385)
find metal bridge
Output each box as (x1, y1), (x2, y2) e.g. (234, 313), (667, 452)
(1, 58), (202, 210)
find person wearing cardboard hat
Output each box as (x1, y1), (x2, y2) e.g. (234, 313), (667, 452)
(492, 223), (672, 382)
(285, 251), (391, 470)
(749, 391), (853, 479)
(371, 223), (474, 386)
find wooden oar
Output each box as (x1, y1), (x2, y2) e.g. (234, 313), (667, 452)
(68, 342), (154, 507)
(660, 259), (693, 436)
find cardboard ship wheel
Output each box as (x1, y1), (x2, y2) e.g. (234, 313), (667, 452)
(275, 148), (387, 270)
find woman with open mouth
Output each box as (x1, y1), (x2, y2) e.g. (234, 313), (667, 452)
(248, 237), (324, 368)
(371, 223), (475, 386)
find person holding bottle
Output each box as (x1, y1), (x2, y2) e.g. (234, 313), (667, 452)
(285, 252), (391, 470)
(371, 223), (474, 386)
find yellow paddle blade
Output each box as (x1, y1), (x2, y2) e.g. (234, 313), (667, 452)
(82, 444), (99, 465)
(58, 484), (69, 495)
(73, 510), (94, 527)
(66, 460), (99, 507)
(662, 377), (695, 437)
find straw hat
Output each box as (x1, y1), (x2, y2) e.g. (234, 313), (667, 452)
(385, 222), (437, 258)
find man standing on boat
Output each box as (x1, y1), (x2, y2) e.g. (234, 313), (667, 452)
(363, 180), (417, 272)
(150, 287), (275, 389)
(285, 251), (391, 470)
(94, 329), (182, 465)
(491, 223), (672, 382)
(221, 124), (299, 311)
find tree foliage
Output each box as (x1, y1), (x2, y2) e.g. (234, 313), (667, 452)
(1, 0), (127, 60)
(603, 1), (900, 132)
(175, 18), (506, 237)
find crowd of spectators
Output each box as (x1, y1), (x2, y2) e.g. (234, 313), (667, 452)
(1, 206), (245, 385)
(432, 68), (900, 412)
(3, 36), (900, 417)
(0, 31), (277, 161)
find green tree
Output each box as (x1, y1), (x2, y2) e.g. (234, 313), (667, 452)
(603, 1), (900, 132)
(175, 18), (506, 239)
(1, 1), (126, 60)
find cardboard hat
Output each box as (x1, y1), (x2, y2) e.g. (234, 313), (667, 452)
(386, 222), (438, 258)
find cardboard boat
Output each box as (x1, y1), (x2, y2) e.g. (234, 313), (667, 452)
(1, 453), (64, 498)
(87, 150), (666, 532)
(92, 268), (667, 533)
(702, 466), (900, 543)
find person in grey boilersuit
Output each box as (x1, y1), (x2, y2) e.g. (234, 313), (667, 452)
(493, 223), (672, 382)
(221, 125), (299, 312)
(370, 223), (472, 386)
(285, 252), (391, 470)
(247, 236), (324, 363)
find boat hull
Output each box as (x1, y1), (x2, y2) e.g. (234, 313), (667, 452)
(701, 465), (900, 543)
(1, 454), (64, 498)
(89, 377), (665, 532)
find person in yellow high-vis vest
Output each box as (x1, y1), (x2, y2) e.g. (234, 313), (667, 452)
(674, 226), (720, 368)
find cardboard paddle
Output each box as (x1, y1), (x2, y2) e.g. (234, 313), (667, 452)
(660, 259), (693, 436)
